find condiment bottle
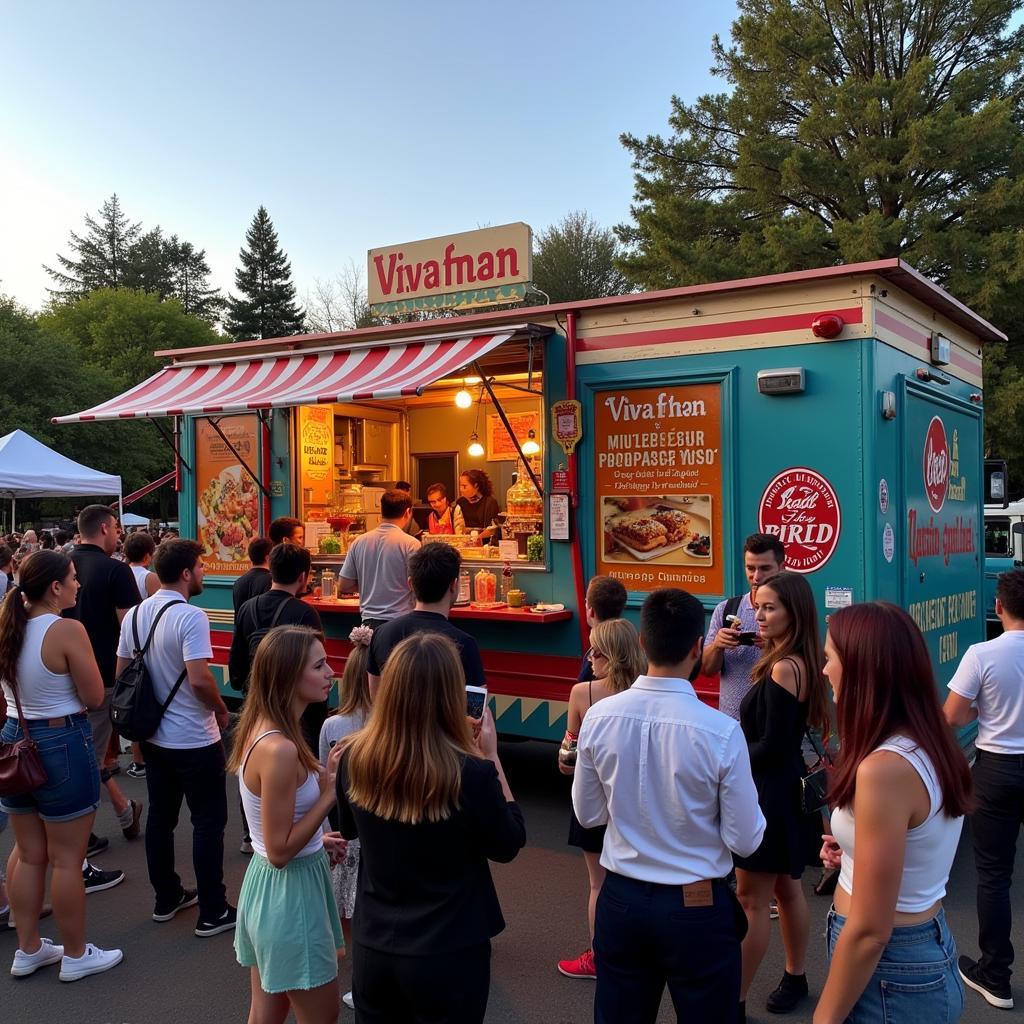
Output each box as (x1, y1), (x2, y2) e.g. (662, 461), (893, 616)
(500, 562), (514, 602)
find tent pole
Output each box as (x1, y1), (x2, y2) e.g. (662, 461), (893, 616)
(11, 496), (14, 533)
(118, 491), (123, 523)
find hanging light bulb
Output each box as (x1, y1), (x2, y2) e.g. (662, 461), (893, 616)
(467, 432), (485, 458)
(454, 388), (473, 409)
(522, 428), (541, 456)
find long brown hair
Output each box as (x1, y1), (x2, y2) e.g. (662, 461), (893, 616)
(344, 632), (475, 824)
(752, 571), (829, 737)
(0, 550), (71, 693)
(336, 642), (372, 719)
(227, 625), (322, 776)
(590, 619), (646, 694)
(827, 603), (973, 817)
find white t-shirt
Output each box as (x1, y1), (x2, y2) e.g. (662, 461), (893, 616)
(948, 630), (1024, 754)
(130, 564), (153, 599)
(116, 589), (217, 749)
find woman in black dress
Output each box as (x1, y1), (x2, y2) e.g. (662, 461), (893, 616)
(457, 470), (501, 545)
(735, 571), (828, 1019)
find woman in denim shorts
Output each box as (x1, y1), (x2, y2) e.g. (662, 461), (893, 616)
(814, 603), (973, 1023)
(0, 551), (122, 981)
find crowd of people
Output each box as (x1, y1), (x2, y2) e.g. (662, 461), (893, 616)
(1, 504), (1022, 1023)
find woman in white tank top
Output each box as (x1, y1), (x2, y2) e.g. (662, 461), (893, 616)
(226, 625), (346, 1024)
(815, 603), (973, 1023)
(0, 550), (123, 981)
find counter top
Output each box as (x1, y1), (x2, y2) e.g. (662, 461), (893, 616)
(303, 597), (572, 624)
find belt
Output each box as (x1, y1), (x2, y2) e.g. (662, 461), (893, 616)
(6, 712), (87, 729)
(976, 748), (1024, 766)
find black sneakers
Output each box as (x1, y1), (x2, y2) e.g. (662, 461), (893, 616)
(195, 905), (237, 937)
(82, 864), (125, 895)
(152, 888), (199, 923)
(959, 955), (1013, 1009)
(766, 971), (808, 1013)
(85, 834), (109, 857)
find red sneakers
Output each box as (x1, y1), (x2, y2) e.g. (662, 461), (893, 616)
(557, 948), (596, 979)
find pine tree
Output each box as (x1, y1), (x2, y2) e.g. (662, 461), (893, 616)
(44, 193), (141, 295)
(225, 206), (305, 339)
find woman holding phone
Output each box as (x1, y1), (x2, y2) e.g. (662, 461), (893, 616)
(337, 631), (525, 1023)
(735, 571), (829, 1018)
(229, 625), (347, 1024)
(556, 618), (646, 980)
(814, 603), (971, 1023)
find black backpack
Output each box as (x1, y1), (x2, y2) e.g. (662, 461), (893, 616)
(244, 598), (294, 663)
(109, 601), (188, 742)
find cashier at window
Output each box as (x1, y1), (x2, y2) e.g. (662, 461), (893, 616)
(426, 483), (466, 535)
(457, 469), (501, 544)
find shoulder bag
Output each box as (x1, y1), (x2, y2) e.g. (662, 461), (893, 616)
(0, 681), (47, 797)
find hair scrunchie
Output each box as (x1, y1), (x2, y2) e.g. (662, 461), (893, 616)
(348, 624), (373, 647)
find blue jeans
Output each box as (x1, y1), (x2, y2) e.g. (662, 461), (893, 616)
(594, 872), (742, 1023)
(0, 714), (100, 822)
(827, 907), (965, 1022)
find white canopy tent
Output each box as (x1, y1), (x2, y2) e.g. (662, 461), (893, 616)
(0, 429), (122, 529)
(121, 512), (149, 528)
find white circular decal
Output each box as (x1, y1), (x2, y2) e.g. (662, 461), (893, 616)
(883, 523), (895, 564)
(757, 467), (842, 574)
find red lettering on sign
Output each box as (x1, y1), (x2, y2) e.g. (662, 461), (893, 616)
(923, 416), (949, 514)
(758, 468), (842, 574)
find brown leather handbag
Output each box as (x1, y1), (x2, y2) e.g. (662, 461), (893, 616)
(0, 682), (47, 797)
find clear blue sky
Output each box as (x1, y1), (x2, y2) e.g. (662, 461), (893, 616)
(1, 0), (738, 313)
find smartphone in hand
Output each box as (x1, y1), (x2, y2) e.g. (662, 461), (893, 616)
(466, 685), (488, 720)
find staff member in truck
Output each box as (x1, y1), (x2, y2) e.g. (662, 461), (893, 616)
(944, 568), (1024, 1010)
(425, 483), (465, 536)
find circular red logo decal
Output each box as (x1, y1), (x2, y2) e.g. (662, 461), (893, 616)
(758, 468), (842, 574)
(923, 416), (949, 514)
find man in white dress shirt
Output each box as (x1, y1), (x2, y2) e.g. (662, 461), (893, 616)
(573, 587), (766, 1023)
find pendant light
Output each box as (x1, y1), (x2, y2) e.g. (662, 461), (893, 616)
(467, 384), (485, 457)
(454, 383), (473, 409)
(522, 428), (541, 456)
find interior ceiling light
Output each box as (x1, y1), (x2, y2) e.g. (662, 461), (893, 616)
(522, 429), (541, 456)
(467, 432), (485, 458)
(454, 385), (473, 409)
(465, 375), (482, 385)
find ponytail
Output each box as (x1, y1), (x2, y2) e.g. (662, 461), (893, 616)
(0, 584), (29, 694)
(0, 551), (72, 694)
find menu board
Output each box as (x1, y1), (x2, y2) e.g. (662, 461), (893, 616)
(487, 411), (540, 460)
(195, 415), (260, 575)
(298, 405), (334, 506)
(594, 384), (724, 596)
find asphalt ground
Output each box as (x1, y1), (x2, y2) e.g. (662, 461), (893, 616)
(1, 739), (1021, 1023)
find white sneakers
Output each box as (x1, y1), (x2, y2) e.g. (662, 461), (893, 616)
(342, 991), (355, 1009)
(58, 943), (124, 982)
(11, 937), (64, 976)
(10, 938), (123, 981)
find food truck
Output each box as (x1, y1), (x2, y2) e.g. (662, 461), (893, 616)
(55, 241), (1004, 747)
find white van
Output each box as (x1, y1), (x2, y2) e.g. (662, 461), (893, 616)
(984, 501), (1024, 630)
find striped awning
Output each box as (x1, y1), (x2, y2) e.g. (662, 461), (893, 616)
(53, 329), (517, 423)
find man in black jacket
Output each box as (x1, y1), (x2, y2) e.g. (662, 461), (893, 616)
(231, 537), (273, 613)
(229, 543), (326, 747)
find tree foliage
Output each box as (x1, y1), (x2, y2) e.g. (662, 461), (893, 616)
(616, 0), (1024, 482)
(0, 297), (169, 498)
(304, 260), (374, 333)
(531, 211), (631, 303)
(45, 194), (224, 322)
(39, 288), (220, 388)
(225, 206), (305, 340)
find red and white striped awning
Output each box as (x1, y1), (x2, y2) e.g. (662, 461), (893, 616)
(53, 329), (517, 423)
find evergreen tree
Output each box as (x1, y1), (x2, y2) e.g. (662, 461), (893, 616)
(532, 211), (631, 303)
(225, 206), (305, 339)
(44, 193), (141, 295)
(163, 237), (224, 323)
(616, 0), (1024, 476)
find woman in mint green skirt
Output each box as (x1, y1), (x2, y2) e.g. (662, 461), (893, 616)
(228, 626), (347, 1024)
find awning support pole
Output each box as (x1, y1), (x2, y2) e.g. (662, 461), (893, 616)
(258, 410), (273, 534)
(152, 419), (192, 473)
(206, 417), (271, 499)
(473, 361), (544, 496)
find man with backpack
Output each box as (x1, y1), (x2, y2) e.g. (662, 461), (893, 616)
(699, 533), (784, 720)
(115, 539), (235, 937)
(228, 543), (325, 748)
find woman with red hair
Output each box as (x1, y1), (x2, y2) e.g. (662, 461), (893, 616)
(814, 603), (972, 1023)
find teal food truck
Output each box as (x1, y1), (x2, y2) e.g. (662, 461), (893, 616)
(56, 256), (1004, 745)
